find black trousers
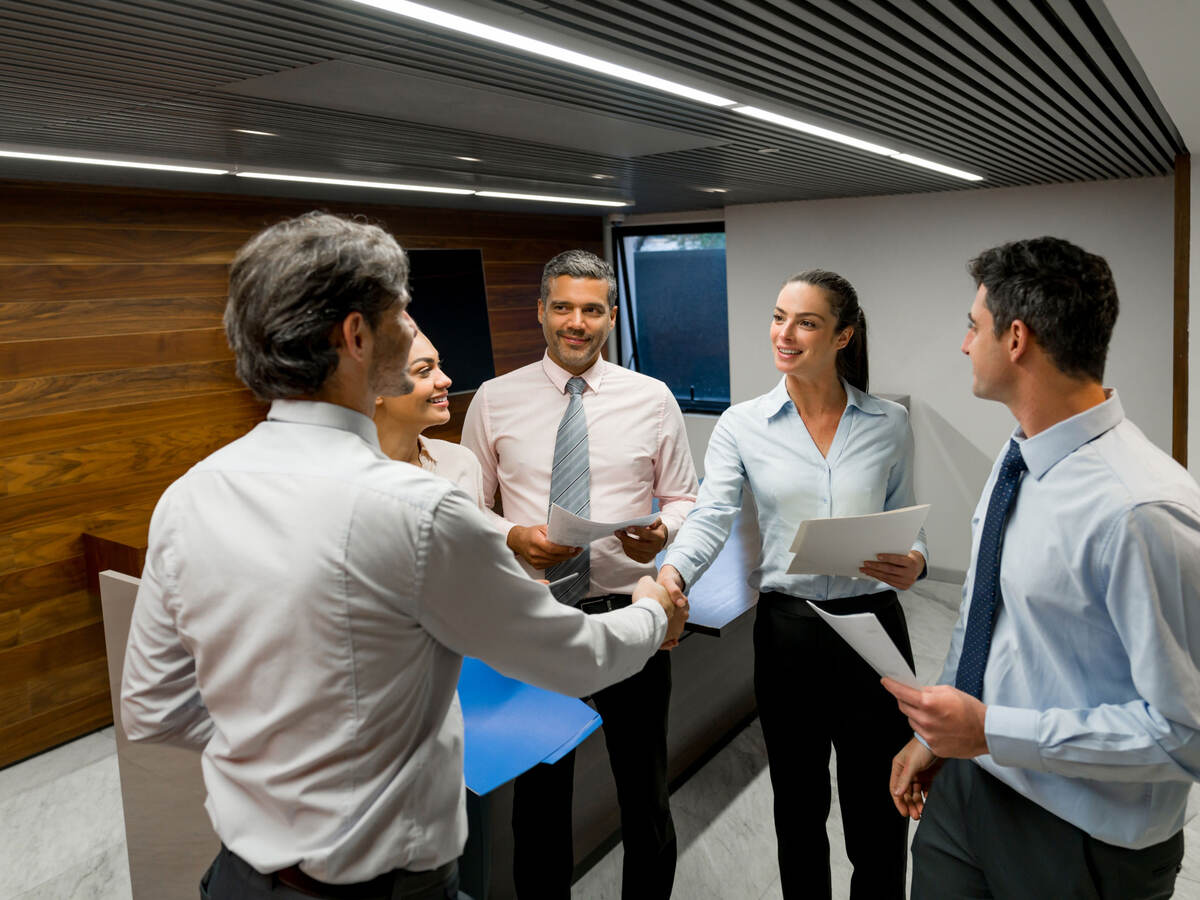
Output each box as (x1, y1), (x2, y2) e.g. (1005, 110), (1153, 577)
(754, 590), (915, 900)
(511, 649), (675, 899)
(200, 845), (463, 900)
(912, 758), (1185, 899)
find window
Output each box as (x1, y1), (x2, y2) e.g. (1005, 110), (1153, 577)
(612, 223), (730, 413)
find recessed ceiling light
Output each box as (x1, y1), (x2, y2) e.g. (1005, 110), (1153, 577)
(234, 129), (277, 136)
(591, 173), (614, 180)
(235, 172), (474, 194)
(476, 190), (628, 207)
(350, 0), (736, 107)
(456, 156), (481, 162)
(733, 105), (984, 182)
(0, 149), (228, 175)
(699, 187), (728, 193)
(757, 147), (780, 154)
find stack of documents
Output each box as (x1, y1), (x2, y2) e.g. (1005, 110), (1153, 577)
(786, 504), (930, 578)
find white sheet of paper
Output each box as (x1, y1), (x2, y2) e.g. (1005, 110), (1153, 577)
(806, 603), (921, 687)
(547, 503), (658, 547)
(786, 504), (930, 578)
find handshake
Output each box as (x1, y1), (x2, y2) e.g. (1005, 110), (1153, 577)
(633, 565), (690, 650)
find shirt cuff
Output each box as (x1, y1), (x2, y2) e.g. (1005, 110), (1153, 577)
(984, 705), (1045, 770)
(911, 541), (930, 580)
(660, 550), (696, 590)
(914, 732), (933, 753)
(632, 597), (668, 644)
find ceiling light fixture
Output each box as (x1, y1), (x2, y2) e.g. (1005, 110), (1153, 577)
(476, 190), (628, 207)
(349, 0), (736, 107)
(591, 173), (614, 180)
(455, 156), (481, 162)
(733, 106), (984, 182)
(234, 129), (277, 136)
(699, 187), (728, 193)
(0, 149), (228, 175)
(235, 172), (475, 194)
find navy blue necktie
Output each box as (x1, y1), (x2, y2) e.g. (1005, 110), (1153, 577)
(955, 440), (1027, 699)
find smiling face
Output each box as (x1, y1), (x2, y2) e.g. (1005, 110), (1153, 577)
(538, 275), (616, 375)
(770, 281), (852, 380)
(374, 331), (452, 430)
(961, 285), (1013, 401)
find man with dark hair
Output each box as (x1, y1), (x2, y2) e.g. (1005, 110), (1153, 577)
(462, 248), (698, 899)
(884, 236), (1200, 898)
(121, 214), (686, 900)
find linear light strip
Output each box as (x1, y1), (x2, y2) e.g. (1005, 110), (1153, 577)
(0, 150), (228, 175)
(237, 172), (629, 206)
(348, 0), (736, 108)
(733, 106), (983, 182)
(475, 190), (627, 207)
(235, 171), (475, 194)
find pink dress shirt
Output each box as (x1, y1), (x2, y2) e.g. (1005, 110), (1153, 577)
(462, 353), (699, 597)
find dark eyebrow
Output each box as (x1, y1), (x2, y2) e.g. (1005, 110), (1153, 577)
(410, 356), (435, 367)
(776, 308), (826, 320)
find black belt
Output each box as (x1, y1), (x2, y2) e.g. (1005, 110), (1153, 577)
(215, 845), (456, 899)
(758, 589), (898, 618)
(578, 592), (633, 614)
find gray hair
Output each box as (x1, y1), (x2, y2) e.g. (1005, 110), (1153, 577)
(224, 212), (410, 400)
(540, 249), (617, 307)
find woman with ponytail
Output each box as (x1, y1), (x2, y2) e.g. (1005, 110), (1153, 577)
(659, 270), (926, 899)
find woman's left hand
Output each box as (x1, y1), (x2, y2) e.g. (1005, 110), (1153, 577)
(860, 551), (925, 591)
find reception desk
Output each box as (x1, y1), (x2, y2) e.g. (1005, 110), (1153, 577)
(95, 504), (759, 899)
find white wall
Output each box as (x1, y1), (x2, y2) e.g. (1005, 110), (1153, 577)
(1103, 0), (1200, 480)
(722, 177), (1174, 578)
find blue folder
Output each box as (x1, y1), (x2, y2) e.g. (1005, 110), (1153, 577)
(457, 657), (603, 796)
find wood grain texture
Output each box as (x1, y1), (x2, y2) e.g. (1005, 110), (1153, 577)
(0, 327), (231, 379)
(0, 359), (243, 421)
(0, 298), (227, 341)
(0, 177), (600, 768)
(0, 265), (227, 301)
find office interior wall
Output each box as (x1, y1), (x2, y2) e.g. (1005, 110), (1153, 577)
(0, 179), (600, 768)
(1192, 163), (1199, 483)
(722, 177), (1173, 578)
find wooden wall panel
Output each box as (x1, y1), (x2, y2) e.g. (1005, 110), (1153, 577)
(0, 179), (601, 768)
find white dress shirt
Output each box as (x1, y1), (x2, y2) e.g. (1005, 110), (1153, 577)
(120, 400), (666, 883)
(418, 436), (484, 508)
(461, 353), (698, 595)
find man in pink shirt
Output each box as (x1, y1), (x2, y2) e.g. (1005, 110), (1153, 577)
(462, 249), (698, 899)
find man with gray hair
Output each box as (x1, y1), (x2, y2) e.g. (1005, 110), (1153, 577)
(120, 215), (685, 900)
(462, 249), (699, 899)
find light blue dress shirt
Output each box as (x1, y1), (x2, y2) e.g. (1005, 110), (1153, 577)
(663, 378), (928, 600)
(941, 391), (1200, 849)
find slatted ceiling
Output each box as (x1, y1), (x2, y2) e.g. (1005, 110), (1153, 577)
(0, 1), (1181, 211)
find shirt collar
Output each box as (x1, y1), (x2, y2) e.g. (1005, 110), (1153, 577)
(267, 399), (383, 454)
(1013, 389), (1124, 479)
(762, 377), (886, 420)
(540, 351), (606, 394)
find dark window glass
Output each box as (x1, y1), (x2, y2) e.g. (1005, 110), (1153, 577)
(613, 224), (729, 413)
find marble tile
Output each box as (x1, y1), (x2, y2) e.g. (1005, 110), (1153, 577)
(0, 728), (116, 807)
(0, 754), (126, 898)
(12, 843), (131, 900)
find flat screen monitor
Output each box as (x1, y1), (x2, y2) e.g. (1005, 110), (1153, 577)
(406, 248), (495, 393)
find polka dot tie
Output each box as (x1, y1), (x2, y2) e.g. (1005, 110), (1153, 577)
(955, 439), (1027, 700)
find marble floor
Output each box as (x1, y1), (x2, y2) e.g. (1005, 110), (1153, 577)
(0, 581), (1197, 899)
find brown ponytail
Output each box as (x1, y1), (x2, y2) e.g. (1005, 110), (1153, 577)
(784, 269), (869, 392)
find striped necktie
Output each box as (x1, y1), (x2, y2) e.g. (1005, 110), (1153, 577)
(955, 439), (1027, 699)
(547, 376), (590, 605)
